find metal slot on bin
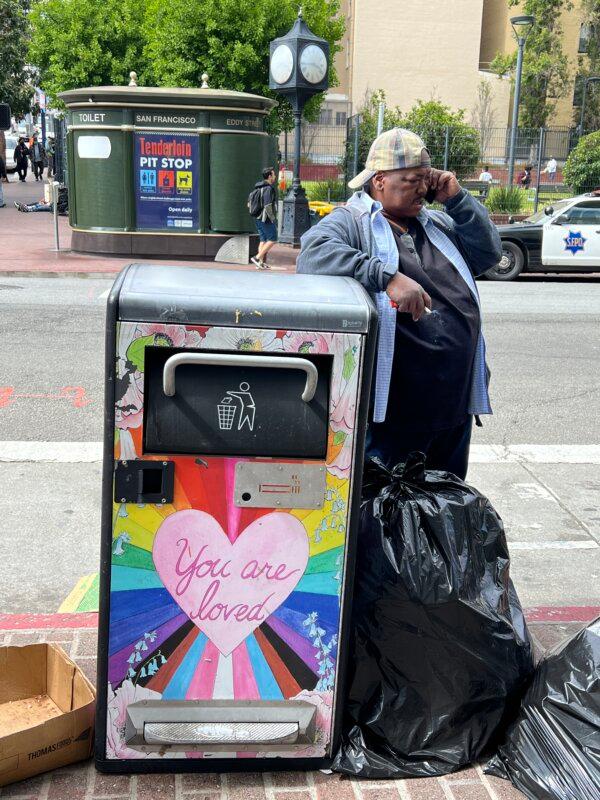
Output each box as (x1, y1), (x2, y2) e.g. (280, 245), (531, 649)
(143, 347), (331, 458)
(124, 700), (317, 752)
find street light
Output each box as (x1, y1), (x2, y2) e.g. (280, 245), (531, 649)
(579, 76), (600, 135)
(507, 14), (535, 185)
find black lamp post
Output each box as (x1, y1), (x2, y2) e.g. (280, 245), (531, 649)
(507, 14), (535, 185)
(579, 76), (600, 135)
(269, 8), (330, 246)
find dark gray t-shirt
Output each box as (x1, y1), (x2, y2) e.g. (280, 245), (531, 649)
(386, 218), (480, 431)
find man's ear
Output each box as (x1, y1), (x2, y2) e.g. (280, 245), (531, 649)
(372, 172), (385, 192)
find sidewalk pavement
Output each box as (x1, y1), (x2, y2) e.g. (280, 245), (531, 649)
(0, 180), (297, 276)
(0, 609), (597, 800)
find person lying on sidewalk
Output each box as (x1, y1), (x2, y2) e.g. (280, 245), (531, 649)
(296, 127), (502, 479)
(14, 187), (68, 215)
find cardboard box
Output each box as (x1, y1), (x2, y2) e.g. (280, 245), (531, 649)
(0, 643), (96, 787)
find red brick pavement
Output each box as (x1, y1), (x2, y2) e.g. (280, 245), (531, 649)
(0, 614), (592, 799)
(0, 179), (298, 276)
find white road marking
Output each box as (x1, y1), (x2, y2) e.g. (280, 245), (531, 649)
(471, 444), (600, 463)
(0, 441), (103, 462)
(2, 441), (600, 464)
(508, 540), (598, 550)
(512, 483), (556, 501)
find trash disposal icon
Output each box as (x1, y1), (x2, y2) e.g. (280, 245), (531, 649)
(218, 382), (256, 432)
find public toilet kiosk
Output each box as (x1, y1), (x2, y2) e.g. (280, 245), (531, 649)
(58, 82), (278, 259)
(96, 265), (377, 772)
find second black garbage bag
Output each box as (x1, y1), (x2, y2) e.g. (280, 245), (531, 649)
(333, 454), (534, 778)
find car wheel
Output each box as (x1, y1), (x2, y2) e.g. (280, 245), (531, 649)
(486, 241), (524, 281)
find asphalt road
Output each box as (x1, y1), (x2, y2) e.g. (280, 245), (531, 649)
(1, 275), (599, 613)
(0, 276), (598, 443)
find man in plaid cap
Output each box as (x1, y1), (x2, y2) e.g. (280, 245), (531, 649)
(297, 128), (502, 479)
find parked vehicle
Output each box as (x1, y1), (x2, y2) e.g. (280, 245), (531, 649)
(3, 136), (18, 174)
(487, 192), (600, 280)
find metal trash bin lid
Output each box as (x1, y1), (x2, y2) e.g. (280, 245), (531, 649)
(116, 264), (375, 333)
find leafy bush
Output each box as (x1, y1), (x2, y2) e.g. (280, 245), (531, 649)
(344, 92), (480, 182)
(563, 131), (600, 194)
(305, 179), (346, 202)
(486, 186), (526, 214)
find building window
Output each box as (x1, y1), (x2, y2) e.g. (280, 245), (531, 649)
(318, 109), (333, 125)
(335, 111), (347, 126)
(573, 75), (584, 107)
(579, 23), (591, 54)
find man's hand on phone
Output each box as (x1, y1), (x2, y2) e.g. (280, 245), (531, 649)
(385, 273), (432, 322)
(428, 169), (461, 205)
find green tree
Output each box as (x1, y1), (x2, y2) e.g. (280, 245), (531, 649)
(575, 0), (600, 131)
(142, 0), (344, 131)
(399, 100), (481, 179)
(0, 0), (35, 164)
(28, 0), (149, 103)
(491, 0), (573, 128)
(563, 129), (600, 192)
(29, 0), (344, 132)
(346, 93), (480, 182)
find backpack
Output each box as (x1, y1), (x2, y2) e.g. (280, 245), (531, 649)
(247, 185), (265, 218)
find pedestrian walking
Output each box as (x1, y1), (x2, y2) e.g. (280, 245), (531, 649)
(542, 156), (557, 182)
(0, 152), (7, 183)
(0, 175), (5, 208)
(14, 138), (29, 182)
(248, 167), (278, 269)
(297, 127), (502, 479)
(29, 134), (46, 181)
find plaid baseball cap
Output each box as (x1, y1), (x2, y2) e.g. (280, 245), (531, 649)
(348, 127), (431, 189)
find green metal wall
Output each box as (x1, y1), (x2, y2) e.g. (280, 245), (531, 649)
(209, 134), (276, 233)
(72, 130), (131, 230)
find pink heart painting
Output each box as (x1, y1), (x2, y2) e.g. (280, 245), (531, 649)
(152, 509), (309, 656)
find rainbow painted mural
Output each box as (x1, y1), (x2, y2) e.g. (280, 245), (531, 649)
(102, 322), (364, 762)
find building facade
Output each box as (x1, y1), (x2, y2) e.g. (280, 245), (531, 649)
(321, 0), (590, 130)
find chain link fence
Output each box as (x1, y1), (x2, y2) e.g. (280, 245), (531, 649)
(280, 116), (597, 213)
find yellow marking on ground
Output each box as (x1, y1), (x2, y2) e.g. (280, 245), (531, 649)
(58, 573), (97, 612)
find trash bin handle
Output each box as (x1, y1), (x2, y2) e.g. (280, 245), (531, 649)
(162, 353), (319, 403)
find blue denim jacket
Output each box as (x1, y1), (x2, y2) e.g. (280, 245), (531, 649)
(297, 188), (502, 422)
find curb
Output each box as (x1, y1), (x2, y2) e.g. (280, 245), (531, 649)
(0, 607), (597, 631)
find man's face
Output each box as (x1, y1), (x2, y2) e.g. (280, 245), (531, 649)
(371, 167), (431, 217)
(266, 171), (276, 184)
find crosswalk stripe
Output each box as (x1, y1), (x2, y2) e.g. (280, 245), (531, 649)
(1, 441), (600, 464)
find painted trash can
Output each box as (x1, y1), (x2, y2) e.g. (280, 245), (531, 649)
(96, 264), (377, 773)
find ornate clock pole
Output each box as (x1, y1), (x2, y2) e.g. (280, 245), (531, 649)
(269, 8), (330, 247)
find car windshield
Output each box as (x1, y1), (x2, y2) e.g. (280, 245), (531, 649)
(524, 199), (572, 224)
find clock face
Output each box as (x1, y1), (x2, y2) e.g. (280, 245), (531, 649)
(300, 44), (328, 84)
(270, 44), (294, 85)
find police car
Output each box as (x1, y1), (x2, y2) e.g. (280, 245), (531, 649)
(486, 192), (600, 280)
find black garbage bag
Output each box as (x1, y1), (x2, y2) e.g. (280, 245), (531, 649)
(333, 454), (534, 778)
(486, 618), (600, 800)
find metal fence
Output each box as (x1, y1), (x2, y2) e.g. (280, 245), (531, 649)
(283, 116), (598, 211)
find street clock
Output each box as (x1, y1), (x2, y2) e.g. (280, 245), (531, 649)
(270, 44), (294, 85)
(268, 9), (330, 247)
(269, 10), (330, 103)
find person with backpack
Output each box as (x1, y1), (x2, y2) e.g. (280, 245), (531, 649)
(248, 167), (278, 269)
(296, 128), (502, 479)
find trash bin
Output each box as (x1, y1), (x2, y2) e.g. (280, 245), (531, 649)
(96, 264), (377, 773)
